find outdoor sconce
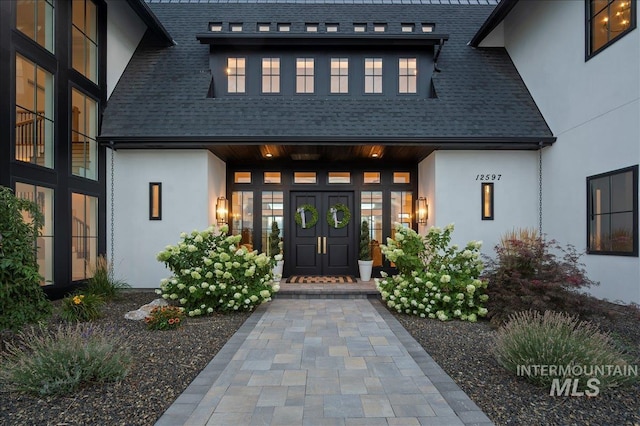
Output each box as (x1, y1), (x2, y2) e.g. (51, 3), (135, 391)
(481, 183), (494, 220)
(216, 197), (228, 225)
(416, 197), (428, 225)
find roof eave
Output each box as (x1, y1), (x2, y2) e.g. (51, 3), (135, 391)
(196, 33), (449, 47)
(125, 0), (175, 47)
(469, 0), (519, 47)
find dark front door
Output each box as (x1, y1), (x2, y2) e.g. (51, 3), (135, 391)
(288, 191), (355, 276)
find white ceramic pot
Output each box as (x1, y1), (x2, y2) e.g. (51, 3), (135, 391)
(358, 259), (373, 282)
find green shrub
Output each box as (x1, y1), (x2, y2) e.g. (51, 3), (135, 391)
(483, 231), (597, 325)
(60, 293), (104, 322)
(376, 223), (488, 321)
(0, 323), (132, 395)
(359, 220), (371, 261)
(0, 186), (51, 331)
(269, 221), (281, 257)
(493, 310), (637, 390)
(85, 255), (130, 301)
(156, 224), (279, 315)
(145, 306), (185, 330)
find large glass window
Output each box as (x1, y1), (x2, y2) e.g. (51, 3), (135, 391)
(364, 58), (382, 94)
(587, 165), (638, 255)
(262, 58), (280, 94)
(262, 191), (284, 256)
(71, 192), (98, 280)
(227, 58), (246, 93)
(330, 58), (349, 94)
(587, 0), (635, 57)
(16, 182), (54, 285)
(296, 58), (314, 94)
(232, 191), (254, 250)
(16, 0), (55, 52)
(72, 0), (98, 83)
(15, 54), (54, 168)
(399, 58), (417, 94)
(71, 88), (98, 179)
(361, 191), (383, 266)
(391, 191), (413, 230)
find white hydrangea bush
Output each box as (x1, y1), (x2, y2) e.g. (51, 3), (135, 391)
(376, 223), (488, 322)
(156, 224), (279, 316)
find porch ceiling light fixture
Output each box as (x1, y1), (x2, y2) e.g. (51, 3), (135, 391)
(216, 197), (228, 225)
(416, 197), (428, 225)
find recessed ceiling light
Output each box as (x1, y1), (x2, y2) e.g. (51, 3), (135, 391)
(265, 152), (273, 158)
(372, 153), (379, 158)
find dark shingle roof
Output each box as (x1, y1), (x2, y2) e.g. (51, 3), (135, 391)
(101, 2), (553, 144)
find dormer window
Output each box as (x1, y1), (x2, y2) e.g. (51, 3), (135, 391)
(422, 23), (434, 32)
(374, 23), (387, 33)
(306, 23), (318, 32)
(209, 22), (222, 32)
(354, 23), (367, 33)
(278, 23), (290, 32)
(258, 23), (270, 32)
(326, 23), (339, 32)
(230, 23), (243, 32)
(402, 23), (415, 33)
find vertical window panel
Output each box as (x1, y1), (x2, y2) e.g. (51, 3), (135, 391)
(330, 58), (349, 94)
(399, 58), (417, 94)
(72, 0), (98, 83)
(262, 191), (284, 256)
(16, 0), (55, 52)
(361, 191), (383, 266)
(296, 58), (314, 94)
(71, 192), (98, 281)
(391, 191), (413, 231)
(232, 191), (254, 250)
(71, 88), (98, 179)
(365, 58), (382, 94)
(262, 58), (280, 93)
(227, 57), (246, 93)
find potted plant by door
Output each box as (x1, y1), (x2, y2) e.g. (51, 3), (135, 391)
(358, 220), (373, 282)
(270, 221), (284, 281)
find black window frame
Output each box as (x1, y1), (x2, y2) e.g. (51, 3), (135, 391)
(586, 165), (638, 256)
(586, 0), (637, 60)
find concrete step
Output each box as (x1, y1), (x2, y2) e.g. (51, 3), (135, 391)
(274, 280), (379, 299)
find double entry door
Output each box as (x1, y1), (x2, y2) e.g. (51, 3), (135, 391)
(288, 191), (356, 276)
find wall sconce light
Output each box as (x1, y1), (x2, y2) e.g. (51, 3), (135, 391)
(216, 196), (228, 225)
(416, 197), (428, 225)
(481, 183), (494, 220)
(149, 182), (162, 220)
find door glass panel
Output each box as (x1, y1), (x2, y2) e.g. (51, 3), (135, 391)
(262, 191), (284, 256)
(294, 172), (317, 184)
(361, 191), (383, 266)
(391, 191), (413, 230)
(232, 191), (253, 250)
(328, 172), (350, 184)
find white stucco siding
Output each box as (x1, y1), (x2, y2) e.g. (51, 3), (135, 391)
(106, 0), (147, 99)
(418, 152), (437, 230)
(107, 150), (226, 288)
(420, 150), (539, 259)
(207, 152), (227, 225)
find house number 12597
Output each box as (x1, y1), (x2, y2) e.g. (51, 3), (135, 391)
(475, 174), (501, 181)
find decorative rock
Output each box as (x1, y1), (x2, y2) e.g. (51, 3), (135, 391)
(124, 298), (169, 320)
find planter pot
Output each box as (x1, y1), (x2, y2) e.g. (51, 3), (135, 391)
(358, 259), (373, 282)
(272, 259), (284, 282)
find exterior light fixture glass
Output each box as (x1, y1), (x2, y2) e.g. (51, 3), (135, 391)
(149, 182), (162, 220)
(481, 183), (494, 220)
(416, 197), (428, 224)
(216, 196), (228, 225)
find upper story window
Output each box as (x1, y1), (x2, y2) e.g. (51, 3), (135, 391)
(258, 23), (270, 32)
(326, 23), (339, 32)
(422, 23), (434, 32)
(401, 23), (415, 33)
(587, 165), (638, 256)
(296, 58), (314, 94)
(72, 0), (98, 83)
(16, 0), (55, 52)
(364, 58), (383, 94)
(262, 58), (280, 94)
(374, 23), (387, 33)
(210, 22), (222, 31)
(230, 23), (243, 32)
(15, 54), (54, 168)
(398, 58), (417, 94)
(587, 0), (636, 58)
(71, 88), (98, 180)
(306, 23), (318, 32)
(227, 57), (246, 93)
(354, 23), (367, 32)
(278, 23), (290, 32)
(330, 58), (349, 94)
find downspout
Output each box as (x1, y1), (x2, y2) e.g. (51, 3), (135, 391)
(433, 38), (445, 72)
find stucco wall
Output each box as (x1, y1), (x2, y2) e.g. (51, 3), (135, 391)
(107, 149), (226, 288)
(421, 150), (539, 259)
(106, 0), (147, 99)
(503, 0), (640, 303)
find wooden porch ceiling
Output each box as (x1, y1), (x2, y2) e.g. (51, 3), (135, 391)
(210, 144), (436, 165)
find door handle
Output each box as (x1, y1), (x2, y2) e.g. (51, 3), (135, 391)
(323, 237), (327, 254)
(317, 237), (322, 254)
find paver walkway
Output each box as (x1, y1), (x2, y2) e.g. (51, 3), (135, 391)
(156, 297), (494, 426)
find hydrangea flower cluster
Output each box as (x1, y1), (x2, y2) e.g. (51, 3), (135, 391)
(156, 224), (279, 316)
(376, 223), (488, 322)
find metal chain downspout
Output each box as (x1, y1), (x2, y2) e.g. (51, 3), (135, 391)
(538, 142), (543, 238)
(109, 142), (115, 281)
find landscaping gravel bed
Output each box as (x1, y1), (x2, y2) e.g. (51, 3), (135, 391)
(1, 291), (639, 425)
